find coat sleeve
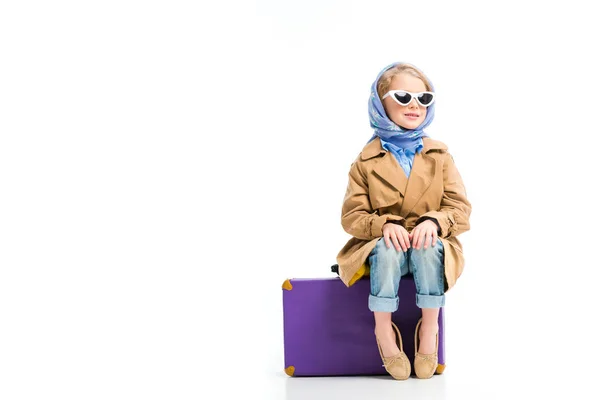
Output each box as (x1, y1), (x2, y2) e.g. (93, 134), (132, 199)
(340, 159), (405, 240)
(416, 152), (472, 238)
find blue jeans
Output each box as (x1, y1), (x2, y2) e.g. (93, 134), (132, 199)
(368, 236), (446, 312)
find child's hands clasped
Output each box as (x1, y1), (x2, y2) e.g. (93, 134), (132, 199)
(383, 219), (439, 252)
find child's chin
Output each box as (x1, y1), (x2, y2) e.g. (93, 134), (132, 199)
(398, 120), (420, 130)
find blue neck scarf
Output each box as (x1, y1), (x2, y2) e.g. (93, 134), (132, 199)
(366, 62), (436, 154)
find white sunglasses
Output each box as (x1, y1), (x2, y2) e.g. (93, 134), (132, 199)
(382, 90), (435, 107)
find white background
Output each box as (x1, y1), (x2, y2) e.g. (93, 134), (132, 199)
(1, 1), (599, 399)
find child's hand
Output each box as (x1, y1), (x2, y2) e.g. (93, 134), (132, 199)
(382, 223), (411, 252)
(409, 220), (438, 250)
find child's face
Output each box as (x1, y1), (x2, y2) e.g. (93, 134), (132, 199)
(382, 73), (428, 130)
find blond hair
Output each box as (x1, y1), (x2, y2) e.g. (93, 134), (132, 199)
(376, 63), (432, 100)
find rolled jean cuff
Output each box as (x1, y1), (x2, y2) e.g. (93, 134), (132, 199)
(368, 294), (399, 312)
(416, 294), (445, 308)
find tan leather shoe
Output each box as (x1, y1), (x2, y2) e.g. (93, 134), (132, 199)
(375, 322), (411, 380)
(414, 318), (439, 379)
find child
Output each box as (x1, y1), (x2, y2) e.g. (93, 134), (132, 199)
(336, 62), (472, 380)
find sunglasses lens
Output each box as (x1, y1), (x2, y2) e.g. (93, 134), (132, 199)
(418, 93), (434, 106)
(393, 92), (412, 105)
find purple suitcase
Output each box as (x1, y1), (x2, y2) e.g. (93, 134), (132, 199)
(282, 275), (445, 377)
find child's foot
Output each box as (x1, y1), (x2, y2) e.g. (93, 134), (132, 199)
(418, 323), (439, 354)
(375, 325), (401, 357)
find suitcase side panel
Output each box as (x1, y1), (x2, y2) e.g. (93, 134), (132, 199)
(282, 276), (446, 376)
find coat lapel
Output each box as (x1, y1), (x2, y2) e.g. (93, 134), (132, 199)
(364, 137), (439, 217)
(371, 151), (409, 196)
(399, 151), (436, 216)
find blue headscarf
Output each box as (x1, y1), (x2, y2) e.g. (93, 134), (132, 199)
(366, 62), (436, 177)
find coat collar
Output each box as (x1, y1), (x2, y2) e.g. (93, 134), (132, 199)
(360, 136), (447, 161)
(360, 137), (446, 217)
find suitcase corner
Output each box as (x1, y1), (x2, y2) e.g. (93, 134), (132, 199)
(282, 279), (293, 291)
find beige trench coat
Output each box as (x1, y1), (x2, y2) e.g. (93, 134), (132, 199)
(335, 137), (472, 291)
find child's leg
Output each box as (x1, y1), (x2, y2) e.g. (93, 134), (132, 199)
(368, 237), (409, 357)
(408, 237), (445, 354)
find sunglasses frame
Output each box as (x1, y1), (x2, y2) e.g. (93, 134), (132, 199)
(382, 90), (435, 107)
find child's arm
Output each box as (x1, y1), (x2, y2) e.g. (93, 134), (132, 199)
(416, 152), (472, 238)
(341, 160), (405, 240)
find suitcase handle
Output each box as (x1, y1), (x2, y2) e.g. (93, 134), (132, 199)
(331, 264), (339, 275)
